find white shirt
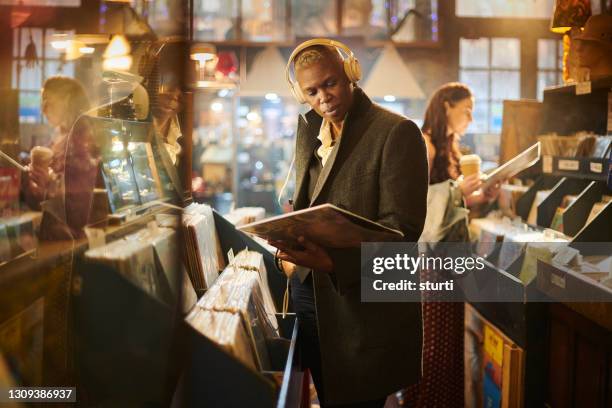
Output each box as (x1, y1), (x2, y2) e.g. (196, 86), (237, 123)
(316, 118), (342, 166)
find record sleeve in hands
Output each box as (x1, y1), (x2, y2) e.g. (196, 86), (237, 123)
(238, 203), (403, 249)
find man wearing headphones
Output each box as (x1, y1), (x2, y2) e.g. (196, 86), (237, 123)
(273, 39), (428, 407)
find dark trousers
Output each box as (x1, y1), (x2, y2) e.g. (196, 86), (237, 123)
(290, 274), (387, 408)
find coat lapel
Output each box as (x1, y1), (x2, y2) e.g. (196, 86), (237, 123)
(309, 87), (372, 206)
(293, 113), (320, 209)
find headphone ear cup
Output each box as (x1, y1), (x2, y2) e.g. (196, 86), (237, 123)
(343, 57), (362, 83)
(290, 82), (306, 104)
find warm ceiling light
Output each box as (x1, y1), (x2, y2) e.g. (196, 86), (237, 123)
(65, 40), (87, 60)
(51, 40), (68, 50)
(104, 35), (131, 59)
(50, 32), (70, 50)
(79, 46), (95, 54)
(103, 55), (133, 71)
(74, 34), (109, 44)
(190, 43), (217, 62)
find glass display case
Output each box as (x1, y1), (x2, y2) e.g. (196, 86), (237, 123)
(367, 0), (439, 45)
(235, 96), (298, 214)
(192, 88), (237, 213)
(194, 0), (290, 42)
(191, 88), (299, 215)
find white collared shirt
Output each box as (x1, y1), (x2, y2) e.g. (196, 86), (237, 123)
(316, 118), (342, 166)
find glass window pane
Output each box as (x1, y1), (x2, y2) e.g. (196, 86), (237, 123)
(194, 0), (239, 41)
(16, 28), (43, 62)
(242, 0), (289, 41)
(292, 0), (338, 37)
(456, 0), (554, 18)
(467, 100), (489, 134)
(19, 91), (41, 123)
(537, 71), (559, 100)
(45, 61), (75, 79)
(558, 40), (564, 70)
(44, 28), (74, 59)
(460, 70), (489, 100)
(490, 102), (503, 133)
(491, 38), (520, 68)
(19, 62), (42, 90)
(491, 70), (520, 100)
(369, 0), (387, 33)
(538, 39), (556, 69)
(12, 61), (18, 89)
(460, 38), (489, 68)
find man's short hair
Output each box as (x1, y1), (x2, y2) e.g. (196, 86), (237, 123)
(294, 45), (344, 71)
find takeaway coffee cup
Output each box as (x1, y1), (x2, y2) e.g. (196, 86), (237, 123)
(30, 146), (53, 170)
(460, 154), (481, 177)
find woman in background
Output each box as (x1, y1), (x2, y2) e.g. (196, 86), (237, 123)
(25, 76), (100, 238)
(402, 83), (499, 407)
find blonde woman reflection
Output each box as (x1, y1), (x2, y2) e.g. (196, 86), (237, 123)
(25, 76), (100, 238)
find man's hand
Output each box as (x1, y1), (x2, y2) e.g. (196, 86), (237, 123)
(270, 236), (334, 274)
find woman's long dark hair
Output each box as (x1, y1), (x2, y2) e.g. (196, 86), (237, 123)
(422, 82), (472, 184)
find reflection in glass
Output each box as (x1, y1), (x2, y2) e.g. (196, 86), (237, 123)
(18, 91), (41, 123)
(292, 0), (337, 37)
(242, 0), (289, 42)
(194, 0), (239, 41)
(369, 0), (439, 42)
(456, 0), (554, 18)
(193, 90), (236, 210)
(236, 97), (298, 214)
(342, 0), (374, 36)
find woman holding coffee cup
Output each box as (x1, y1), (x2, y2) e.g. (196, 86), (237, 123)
(24, 76), (100, 238)
(401, 82), (499, 407)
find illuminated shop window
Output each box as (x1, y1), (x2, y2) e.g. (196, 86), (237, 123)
(537, 39), (563, 100)
(194, 0), (289, 42)
(459, 37), (520, 134)
(456, 0), (554, 19)
(12, 28), (75, 123)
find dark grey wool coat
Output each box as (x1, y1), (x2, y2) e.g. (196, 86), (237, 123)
(291, 87), (429, 404)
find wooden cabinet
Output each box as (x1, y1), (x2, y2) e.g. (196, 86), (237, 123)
(546, 303), (612, 407)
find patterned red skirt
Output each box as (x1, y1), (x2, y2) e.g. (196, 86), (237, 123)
(399, 267), (465, 408)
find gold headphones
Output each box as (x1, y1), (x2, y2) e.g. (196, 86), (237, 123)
(285, 38), (362, 104)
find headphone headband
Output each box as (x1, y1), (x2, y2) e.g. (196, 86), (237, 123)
(285, 38), (355, 84)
